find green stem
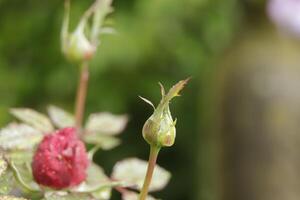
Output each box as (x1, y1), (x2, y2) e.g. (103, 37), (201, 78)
(75, 62), (89, 130)
(139, 146), (160, 200)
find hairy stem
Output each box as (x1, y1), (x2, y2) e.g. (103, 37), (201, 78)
(75, 62), (89, 129)
(139, 146), (160, 200)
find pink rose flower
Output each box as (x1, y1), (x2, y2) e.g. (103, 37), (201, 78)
(32, 127), (89, 189)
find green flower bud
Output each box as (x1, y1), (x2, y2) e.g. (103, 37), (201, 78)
(63, 25), (96, 62)
(61, 0), (95, 63)
(61, 0), (113, 63)
(141, 79), (189, 147)
(143, 106), (177, 147)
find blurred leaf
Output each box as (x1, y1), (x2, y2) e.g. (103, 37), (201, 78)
(0, 123), (43, 150)
(47, 105), (75, 129)
(44, 192), (94, 200)
(122, 191), (158, 200)
(83, 134), (121, 150)
(85, 112), (128, 135)
(0, 153), (8, 176)
(10, 161), (40, 192)
(10, 108), (54, 133)
(0, 195), (28, 200)
(71, 163), (118, 198)
(112, 158), (171, 192)
(91, 189), (112, 200)
(0, 170), (14, 194)
(7, 151), (33, 165)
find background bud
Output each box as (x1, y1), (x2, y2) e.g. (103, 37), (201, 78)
(63, 27), (96, 62)
(61, 0), (114, 63)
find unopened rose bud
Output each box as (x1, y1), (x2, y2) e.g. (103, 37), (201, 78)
(32, 127), (89, 189)
(63, 25), (96, 62)
(141, 79), (189, 147)
(61, 0), (113, 63)
(143, 107), (176, 147)
(61, 0), (96, 63)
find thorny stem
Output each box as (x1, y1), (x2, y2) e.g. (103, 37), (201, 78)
(139, 146), (160, 200)
(75, 62), (89, 130)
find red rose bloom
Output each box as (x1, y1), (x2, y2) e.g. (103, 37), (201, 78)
(32, 127), (89, 189)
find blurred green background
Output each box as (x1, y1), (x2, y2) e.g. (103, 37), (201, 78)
(3, 0), (299, 200)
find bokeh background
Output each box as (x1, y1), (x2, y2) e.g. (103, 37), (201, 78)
(1, 0), (300, 200)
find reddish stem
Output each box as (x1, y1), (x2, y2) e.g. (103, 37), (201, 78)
(139, 146), (160, 200)
(75, 62), (89, 130)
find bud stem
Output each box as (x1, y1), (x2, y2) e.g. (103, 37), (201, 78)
(139, 146), (160, 200)
(75, 62), (89, 130)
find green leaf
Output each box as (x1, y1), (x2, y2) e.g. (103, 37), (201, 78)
(10, 108), (54, 133)
(0, 195), (28, 200)
(47, 105), (75, 129)
(85, 112), (128, 135)
(71, 163), (119, 199)
(44, 192), (94, 200)
(111, 158), (171, 192)
(122, 191), (158, 200)
(83, 134), (121, 150)
(0, 123), (43, 150)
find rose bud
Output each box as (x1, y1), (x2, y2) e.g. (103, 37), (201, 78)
(62, 23), (96, 63)
(142, 79), (189, 147)
(61, 0), (96, 63)
(32, 127), (89, 189)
